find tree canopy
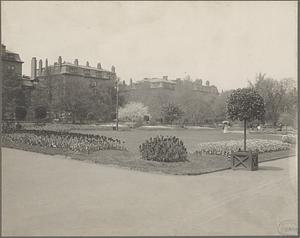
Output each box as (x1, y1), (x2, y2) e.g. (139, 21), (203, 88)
(161, 102), (184, 124)
(119, 102), (150, 122)
(249, 73), (297, 125)
(15, 106), (27, 121)
(227, 88), (265, 122)
(34, 106), (47, 121)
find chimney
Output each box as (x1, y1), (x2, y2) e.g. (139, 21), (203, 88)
(45, 58), (48, 70)
(130, 78), (133, 87)
(86, 61), (89, 67)
(74, 59), (78, 66)
(31, 57), (37, 80)
(163, 76), (168, 80)
(206, 80), (210, 86)
(199, 79), (202, 85)
(1, 44), (6, 55)
(38, 59), (43, 74)
(111, 65), (115, 73)
(97, 63), (102, 69)
(58, 56), (62, 66)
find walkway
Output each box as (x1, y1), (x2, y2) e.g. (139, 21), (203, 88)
(2, 148), (298, 236)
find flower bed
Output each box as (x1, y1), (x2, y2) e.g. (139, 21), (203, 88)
(282, 134), (297, 144)
(2, 129), (126, 153)
(194, 139), (291, 157)
(20, 123), (129, 132)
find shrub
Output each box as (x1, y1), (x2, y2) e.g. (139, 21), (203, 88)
(1, 121), (16, 133)
(161, 103), (184, 124)
(139, 135), (188, 162)
(119, 102), (150, 123)
(15, 106), (27, 121)
(195, 139), (291, 157)
(282, 134), (297, 144)
(35, 106), (47, 121)
(87, 112), (96, 121)
(133, 119), (144, 128)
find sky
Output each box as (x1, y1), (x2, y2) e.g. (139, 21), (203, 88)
(2, 1), (297, 91)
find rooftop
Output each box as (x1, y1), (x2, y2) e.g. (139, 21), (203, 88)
(56, 62), (110, 72)
(141, 77), (176, 84)
(1, 46), (23, 63)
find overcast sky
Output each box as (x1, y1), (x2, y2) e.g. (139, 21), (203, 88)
(2, 1), (297, 91)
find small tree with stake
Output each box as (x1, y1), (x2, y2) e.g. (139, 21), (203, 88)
(227, 88), (265, 170)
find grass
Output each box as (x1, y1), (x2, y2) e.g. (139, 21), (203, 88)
(2, 128), (296, 175)
(71, 128), (285, 153)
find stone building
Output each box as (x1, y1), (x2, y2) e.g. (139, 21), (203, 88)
(129, 76), (218, 95)
(30, 56), (117, 121)
(1, 44), (34, 120)
(192, 79), (219, 94)
(125, 75), (219, 122)
(1, 44), (23, 77)
(132, 76), (176, 90)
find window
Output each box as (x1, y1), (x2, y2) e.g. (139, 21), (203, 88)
(102, 72), (109, 79)
(7, 65), (15, 71)
(68, 66), (78, 74)
(83, 69), (90, 76)
(96, 71), (102, 78)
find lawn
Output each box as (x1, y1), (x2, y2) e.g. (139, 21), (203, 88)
(71, 128), (284, 153)
(2, 127), (295, 175)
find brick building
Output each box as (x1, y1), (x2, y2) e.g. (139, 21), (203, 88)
(30, 56), (117, 121)
(1, 44), (34, 120)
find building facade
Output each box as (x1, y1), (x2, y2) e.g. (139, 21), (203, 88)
(1, 44), (34, 121)
(31, 56), (117, 122)
(129, 76), (218, 95)
(124, 75), (219, 122)
(132, 76), (176, 90)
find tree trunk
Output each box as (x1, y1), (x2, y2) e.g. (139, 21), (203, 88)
(244, 119), (247, 151)
(72, 113), (76, 124)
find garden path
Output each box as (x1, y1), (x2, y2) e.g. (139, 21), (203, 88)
(2, 148), (297, 236)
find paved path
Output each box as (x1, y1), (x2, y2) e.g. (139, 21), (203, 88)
(2, 148), (298, 236)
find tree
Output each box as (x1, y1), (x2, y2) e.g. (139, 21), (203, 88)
(161, 103), (184, 124)
(2, 70), (28, 121)
(62, 78), (90, 123)
(172, 79), (217, 125)
(87, 112), (96, 121)
(212, 90), (234, 123)
(227, 88), (265, 151)
(249, 73), (297, 125)
(278, 112), (295, 132)
(15, 106), (27, 121)
(35, 106), (47, 121)
(118, 102), (150, 122)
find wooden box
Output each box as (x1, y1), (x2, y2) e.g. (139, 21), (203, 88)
(231, 151), (258, 171)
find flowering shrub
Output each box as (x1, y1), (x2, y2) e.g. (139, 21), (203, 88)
(195, 139), (291, 157)
(2, 129), (126, 153)
(1, 121), (16, 133)
(21, 123), (94, 132)
(282, 134), (297, 144)
(21, 123), (129, 132)
(139, 136), (188, 162)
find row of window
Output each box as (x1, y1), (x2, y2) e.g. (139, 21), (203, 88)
(66, 66), (111, 79)
(6, 65), (16, 71)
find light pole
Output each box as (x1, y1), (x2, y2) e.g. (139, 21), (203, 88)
(115, 77), (120, 131)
